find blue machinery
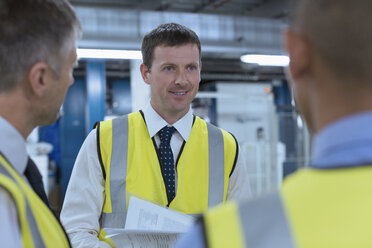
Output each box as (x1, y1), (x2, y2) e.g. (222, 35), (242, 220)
(60, 60), (107, 195)
(57, 60), (132, 195)
(47, 60), (131, 196)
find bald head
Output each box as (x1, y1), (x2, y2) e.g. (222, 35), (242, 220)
(289, 0), (372, 82)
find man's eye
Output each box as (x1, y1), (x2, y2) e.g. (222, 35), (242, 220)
(164, 66), (174, 71)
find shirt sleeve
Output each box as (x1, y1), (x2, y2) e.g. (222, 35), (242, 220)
(226, 145), (252, 201)
(175, 221), (207, 248)
(0, 190), (23, 248)
(60, 130), (111, 248)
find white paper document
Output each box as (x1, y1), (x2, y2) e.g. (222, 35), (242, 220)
(105, 228), (180, 248)
(125, 196), (195, 232)
(104, 196), (196, 248)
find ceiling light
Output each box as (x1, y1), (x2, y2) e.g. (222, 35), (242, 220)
(240, 54), (289, 67)
(77, 48), (142, 60)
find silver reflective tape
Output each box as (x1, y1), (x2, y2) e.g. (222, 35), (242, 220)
(105, 116), (129, 228)
(206, 122), (225, 207)
(0, 162), (11, 177)
(239, 192), (296, 248)
(0, 159), (45, 247)
(26, 201), (46, 248)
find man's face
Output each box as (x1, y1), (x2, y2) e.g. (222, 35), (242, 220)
(143, 43), (201, 121)
(42, 40), (77, 125)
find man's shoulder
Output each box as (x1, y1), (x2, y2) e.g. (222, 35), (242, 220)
(96, 112), (142, 128)
(193, 116), (227, 133)
(193, 116), (237, 144)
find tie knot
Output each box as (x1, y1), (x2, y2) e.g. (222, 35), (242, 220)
(159, 126), (175, 144)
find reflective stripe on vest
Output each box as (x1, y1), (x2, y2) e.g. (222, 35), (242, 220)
(206, 121), (225, 208)
(101, 115), (128, 228)
(101, 115), (225, 228)
(238, 192), (295, 248)
(204, 193), (295, 248)
(0, 156), (45, 248)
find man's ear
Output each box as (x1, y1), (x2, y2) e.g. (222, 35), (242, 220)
(28, 62), (49, 97)
(140, 63), (151, 85)
(284, 29), (310, 80)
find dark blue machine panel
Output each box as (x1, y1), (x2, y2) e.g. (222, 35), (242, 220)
(60, 77), (86, 196)
(110, 78), (131, 115)
(273, 80), (299, 178)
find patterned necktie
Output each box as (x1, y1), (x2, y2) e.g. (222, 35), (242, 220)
(158, 126), (176, 202)
(24, 157), (49, 206)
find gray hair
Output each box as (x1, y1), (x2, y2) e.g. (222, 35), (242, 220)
(0, 0), (82, 92)
(289, 0), (372, 80)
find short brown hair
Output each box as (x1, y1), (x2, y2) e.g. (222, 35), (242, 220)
(141, 23), (201, 69)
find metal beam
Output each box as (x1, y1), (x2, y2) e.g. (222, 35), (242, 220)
(193, 0), (220, 12)
(85, 61), (107, 134)
(244, 0), (290, 19)
(74, 6), (287, 58)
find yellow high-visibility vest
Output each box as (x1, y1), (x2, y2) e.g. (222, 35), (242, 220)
(204, 166), (372, 248)
(0, 153), (70, 248)
(95, 111), (238, 246)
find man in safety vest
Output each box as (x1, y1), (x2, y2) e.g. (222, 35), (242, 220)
(0, 0), (81, 247)
(176, 0), (372, 247)
(61, 23), (252, 247)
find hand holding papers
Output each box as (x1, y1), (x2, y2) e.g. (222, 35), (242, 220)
(104, 196), (196, 248)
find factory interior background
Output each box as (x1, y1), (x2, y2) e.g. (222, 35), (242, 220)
(26, 0), (311, 213)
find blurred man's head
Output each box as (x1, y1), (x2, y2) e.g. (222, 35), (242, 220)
(0, 0), (81, 129)
(0, 0), (81, 91)
(289, 0), (372, 80)
(285, 0), (372, 132)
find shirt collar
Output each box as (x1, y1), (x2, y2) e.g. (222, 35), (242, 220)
(310, 111), (372, 168)
(0, 115), (28, 174)
(142, 103), (194, 142)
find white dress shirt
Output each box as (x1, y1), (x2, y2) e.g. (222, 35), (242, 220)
(61, 104), (251, 248)
(0, 115), (28, 248)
